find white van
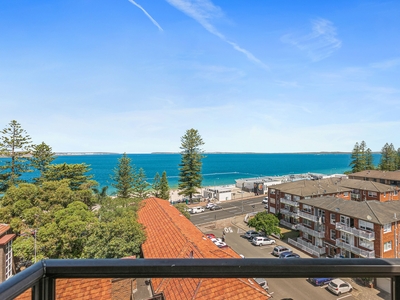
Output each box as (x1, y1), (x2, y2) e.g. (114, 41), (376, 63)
(190, 206), (205, 214)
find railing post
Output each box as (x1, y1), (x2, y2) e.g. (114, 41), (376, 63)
(31, 277), (55, 300)
(392, 276), (400, 300)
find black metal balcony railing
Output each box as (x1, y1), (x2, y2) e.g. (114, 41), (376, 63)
(1, 258), (400, 300)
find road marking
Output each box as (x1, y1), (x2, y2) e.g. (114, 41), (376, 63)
(337, 294), (352, 300)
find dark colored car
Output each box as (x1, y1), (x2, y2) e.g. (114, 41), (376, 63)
(210, 205), (223, 210)
(278, 251), (300, 259)
(309, 278), (334, 286)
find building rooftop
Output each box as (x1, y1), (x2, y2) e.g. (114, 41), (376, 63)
(300, 196), (400, 225)
(350, 170), (400, 181)
(138, 197), (270, 299)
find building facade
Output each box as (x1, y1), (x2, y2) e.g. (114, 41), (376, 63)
(0, 224), (16, 282)
(349, 170), (400, 187)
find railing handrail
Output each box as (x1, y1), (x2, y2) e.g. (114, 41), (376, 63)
(3, 258), (400, 299)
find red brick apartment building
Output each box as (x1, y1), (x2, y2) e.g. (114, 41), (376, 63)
(16, 198), (270, 300)
(349, 170), (400, 187)
(0, 224), (15, 283)
(266, 177), (400, 259)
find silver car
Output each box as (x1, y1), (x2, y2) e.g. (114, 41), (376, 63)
(327, 279), (353, 295)
(252, 237), (276, 246)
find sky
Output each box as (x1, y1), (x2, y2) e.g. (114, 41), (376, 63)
(1, 1), (399, 153)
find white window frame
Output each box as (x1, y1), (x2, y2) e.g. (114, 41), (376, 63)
(384, 223), (392, 233)
(343, 192), (349, 196)
(330, 213), (336, 224)
(359, 220), (374, 232)
(302, 204), (312, 214)
(384, 241), (392, 252)
(5, 241), (13, 280)
(368, 191), (377, 197)
(270, 189), (275, 194)
(330, 229), (336, 241)
(359, 238), (374, 250)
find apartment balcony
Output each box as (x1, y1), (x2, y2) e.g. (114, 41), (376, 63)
(297, 211), (318, 222)
(280, 208), (299, 218)
(336, 239), (375, 258)
(280, 198), (299, 207)
(296, 224), (325, 239)
(279, 219), (298, 230)
(2, 258), (400, 300)
(351, 193), (361, 200)
(288, 238), (326, 257)
(335, 223), (375, 241)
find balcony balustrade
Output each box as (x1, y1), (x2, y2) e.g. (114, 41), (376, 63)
(279, 219), (298, 230)
(280, 208), (299, 218)
(288, 238), (326, 257)
(280, 198), (299, 207)
(351, 193), (361, 200)
(336, 239), (375, 258)
(335, 223), (375, 241)
(297, 211), (319, 222)
(296, 224), (325, 238)
(3, 258), (400, 300)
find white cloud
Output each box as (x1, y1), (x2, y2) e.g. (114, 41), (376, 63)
(128, 0), (163, 32)
(281, 18), (342, 61)
(165, 0), (268, 69)
(370, 58), (400, 69)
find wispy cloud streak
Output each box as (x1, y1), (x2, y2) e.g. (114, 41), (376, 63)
(128, 0), (163, 32)
(282, 18), (341, 61)
(165, 0), (268, 69)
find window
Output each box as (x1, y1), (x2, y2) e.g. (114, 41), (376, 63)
(368, 191), (377, 197)
(302, 219), (312, 227)
(359, 238), (374, 250)
(343, 192), (349, 196)
(293, 195), (300, 201)
(302, 204), (312, 214)
(330, 213), (336, 224)
(5, 241), (13, 280)
(270, 198), (275, 204)
(384, 241), (392, 252)
(340, 215), (350, 226)
(359, 220), (374, 232)
(303, 232), (310, 240)
(384, 223), (392, 233)
(394, 190), (398, 196)
(284, 194), (292, 201)
(304, 196), (311, 199)
(330, 229), (336, 241)
(270, 189), (275, 194)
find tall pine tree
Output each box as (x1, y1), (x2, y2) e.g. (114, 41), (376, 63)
(379, 143), (397, 171)
(178, 129), (204, 202)
(30, 142), (55, 183)
(132, 167), (149, 200)
(160, 171), (170, 200)
(111, 153), (135, 198)
(152, 172), (161, 198)
(0, 120), (32, 191)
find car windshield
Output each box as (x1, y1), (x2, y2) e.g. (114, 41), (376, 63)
(330, 282), (338, 288)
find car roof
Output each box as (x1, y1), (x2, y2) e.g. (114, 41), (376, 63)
(279, 251), (292, 255)
(330, 279), (345, 284)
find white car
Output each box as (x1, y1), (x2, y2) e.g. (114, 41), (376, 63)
(327, 279), (353, 295)
(210, 238), (227, 248)
(262, 197), (269, 204)
(190, 206), (205, 214)
(252, 237), (276, 246)
(206, 203), (215, 209)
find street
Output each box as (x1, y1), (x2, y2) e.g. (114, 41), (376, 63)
(190, 196), (266, 225)
(204, 225), (357, 300)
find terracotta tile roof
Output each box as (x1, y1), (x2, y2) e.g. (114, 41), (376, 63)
(138, 197), (270, 299)
(15, 279), (113, 300)
(0, 223), (10, 236)
(0, 233), (16, 245)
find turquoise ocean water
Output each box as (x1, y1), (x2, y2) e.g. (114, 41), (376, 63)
(1, 153), (381, 194)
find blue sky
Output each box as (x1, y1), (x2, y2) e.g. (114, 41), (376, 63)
(1, 1), (399, 153)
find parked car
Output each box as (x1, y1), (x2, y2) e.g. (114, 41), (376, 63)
(278, 251), (300, 259)
(252, 237), (276, 246)
(309, 278), (334, 286)
(244, 230), (263, 239)
(206, 233), (215, 239)
(262, 197), (269, 204)
(272, 245), (292, 256)
(210, 205), (223, 211)
(211, 238), (227, 248)
(190, 206), (205, 214)
(206, 203), (215, 209)
(264, 204), (268, 210)
(327, 279), (353, 295)
(253, 278), (269, 291)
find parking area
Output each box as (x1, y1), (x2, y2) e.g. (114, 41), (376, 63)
(202, 220), (389, 300)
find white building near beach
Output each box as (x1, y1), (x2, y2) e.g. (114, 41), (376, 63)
(203, 187), (232, 202)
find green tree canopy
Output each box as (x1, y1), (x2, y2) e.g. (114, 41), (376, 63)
(178, 129), (205, 201)
(43, 163), (93, 190)
(132, 167), (149, 199)
(247, 212), (281, 236)
(0, 120), (32, 191)
(349, 141), (374, 172)
(174, 203), (190, 219)
(159, 171), (170, 200)
(152, 172), (161, 198)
